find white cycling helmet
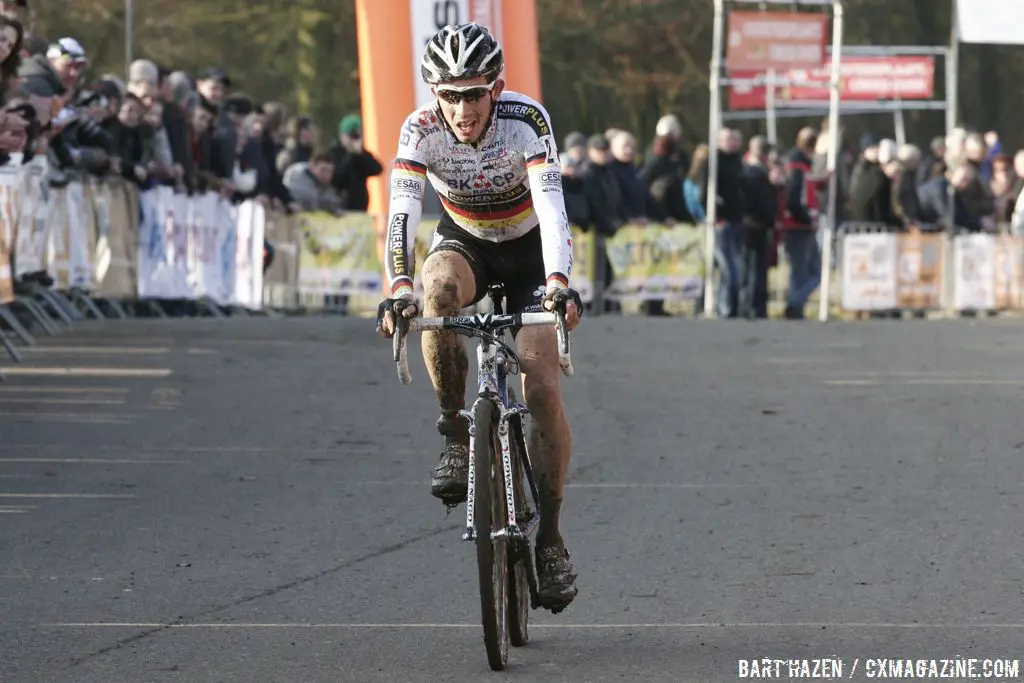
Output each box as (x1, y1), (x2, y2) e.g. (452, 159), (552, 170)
(420, 23), (504, 85)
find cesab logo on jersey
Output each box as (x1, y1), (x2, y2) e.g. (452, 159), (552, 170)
(447, 172), (517, 191)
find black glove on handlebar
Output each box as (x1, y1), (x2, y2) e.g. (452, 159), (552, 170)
(542, 288), (583, 317)
(375, 297), (419, 334)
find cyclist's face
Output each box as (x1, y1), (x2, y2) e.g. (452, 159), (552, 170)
(434, 76), (503, 144)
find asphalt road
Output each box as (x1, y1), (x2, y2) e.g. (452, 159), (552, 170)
(4, 313), (1024, 682)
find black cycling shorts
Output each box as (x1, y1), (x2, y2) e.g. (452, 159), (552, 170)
(427, 212), (546, 314)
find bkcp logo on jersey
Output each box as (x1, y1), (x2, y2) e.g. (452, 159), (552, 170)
(446, 172), (517, 191)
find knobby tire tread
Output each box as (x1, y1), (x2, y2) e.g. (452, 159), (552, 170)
(507, 389), (531, 647)
(474, 398), (508, 671)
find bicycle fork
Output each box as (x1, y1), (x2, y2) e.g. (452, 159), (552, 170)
(462, 400), (531, 543)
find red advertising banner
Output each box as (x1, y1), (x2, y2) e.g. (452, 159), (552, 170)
(729, 56), (935, 110)
(726, 11), (828, 71)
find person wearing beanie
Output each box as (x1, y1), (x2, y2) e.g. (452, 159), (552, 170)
(325, 113), (382, 211)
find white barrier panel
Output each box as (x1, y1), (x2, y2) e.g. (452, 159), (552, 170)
(13, 161), (48, 278)
(234, 201), (265, 309)
(65, 181), (95, 289)
(137, 188), (264, 308)
(841, 232), (898, 310)
(953, 233), (997, 311)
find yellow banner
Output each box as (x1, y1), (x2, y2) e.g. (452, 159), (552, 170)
(296, 212), (381, 296)
(603, 223), (705, 300)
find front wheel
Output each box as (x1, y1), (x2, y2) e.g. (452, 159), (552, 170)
(473, 398), (509, 671)
(507, 389), (532, 647)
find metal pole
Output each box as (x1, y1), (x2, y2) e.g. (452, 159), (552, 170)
(125, 0), (133, 76)
(943, 0), (959, 314)
(893, 102), (906, 146)
(817, 0), (844, 322)
(703, 0), (725, 318)
(766, 68), (778, 145)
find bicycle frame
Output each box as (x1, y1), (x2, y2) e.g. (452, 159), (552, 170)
(392, 307), (572, 545)
(461, 322), (541, 544)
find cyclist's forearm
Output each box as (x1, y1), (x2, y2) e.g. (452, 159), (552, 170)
(385, 158), (427, 296)
(528, 162), (574, 288)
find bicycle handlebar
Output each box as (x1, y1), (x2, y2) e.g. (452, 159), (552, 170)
(392, 310), (573, 385)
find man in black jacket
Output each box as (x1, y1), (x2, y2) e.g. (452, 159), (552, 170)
(327, 114), (383, 211)
(741, 136), (776, 319)
(580, 134), (626, 312)
(701, 127), (747, 318)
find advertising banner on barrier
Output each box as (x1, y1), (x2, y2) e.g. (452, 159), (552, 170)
(13, 162), (47, 279)
(896, 232), (943, 309)
(136, 188), (261, 306)
(233, 201), (265, 309)
(93, 180), (138, 300)
(65, 181), (96, 289)
(296, 212), (382, 297)
(604, 224), (705, 301)
(0, 167), (19, 304)
(841, 232), (898, 310)
(994, 235), (1024, 310)
(953, 233), (997, 311)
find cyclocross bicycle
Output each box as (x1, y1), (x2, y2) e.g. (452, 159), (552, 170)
(390, 284), (574, 671)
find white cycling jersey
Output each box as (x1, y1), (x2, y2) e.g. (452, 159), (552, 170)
(384, 91), (574, 297)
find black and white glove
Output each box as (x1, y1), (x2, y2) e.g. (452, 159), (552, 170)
(375, 293), (419, 338)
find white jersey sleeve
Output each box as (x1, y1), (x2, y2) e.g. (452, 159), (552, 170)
(383, 113), (432, 297)
(518, 102), (574, 289)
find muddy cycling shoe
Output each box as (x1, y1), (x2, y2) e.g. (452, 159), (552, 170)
(430, 413), (470, 506)
(535, 542), (578, 614)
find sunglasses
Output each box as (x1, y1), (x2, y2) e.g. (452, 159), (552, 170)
(435, 81), (498, 105)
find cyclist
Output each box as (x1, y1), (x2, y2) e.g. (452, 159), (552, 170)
(376, 23), (582, 613)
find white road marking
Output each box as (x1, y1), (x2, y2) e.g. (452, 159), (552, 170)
(0, 493), (138, 499)
(0, 368), (172, 378)
(0, 387), (128, 394)
(0, 458), (189, 464)
(357, 481), (760, 489)
(44, 621), (1024, 629)
(25, 347), (170, 354)
(0, 398), (126, 405)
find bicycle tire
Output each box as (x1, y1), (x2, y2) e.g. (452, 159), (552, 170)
(506, 389), (532, 647)
(473, 398), (509, 671)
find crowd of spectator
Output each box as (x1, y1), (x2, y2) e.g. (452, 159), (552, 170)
(555, 109), (1024, 320)
(0, 0), (384, 291)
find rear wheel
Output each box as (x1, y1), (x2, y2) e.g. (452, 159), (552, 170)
(506, 389), (532, 647)
(473, 398), (509, 671)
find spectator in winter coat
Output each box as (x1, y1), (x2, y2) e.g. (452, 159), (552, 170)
(640, 134), (689, 223)
(849, 138), (900, 228)
(276, 115), (316, 175)
(780, 127), (824, 320)
(326, 114), (383, 211)
(917, 164), (983, 232)
(741, 135), (776, 319)
(560, 151), (589, 229)
(700, 128), (748, 318)
(917, 136), (946, 188)
(580, 134), (625, 310)
(894, 144), (922, 226)
(283, 151), (343, 214)
(609, 130), (649, 222)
